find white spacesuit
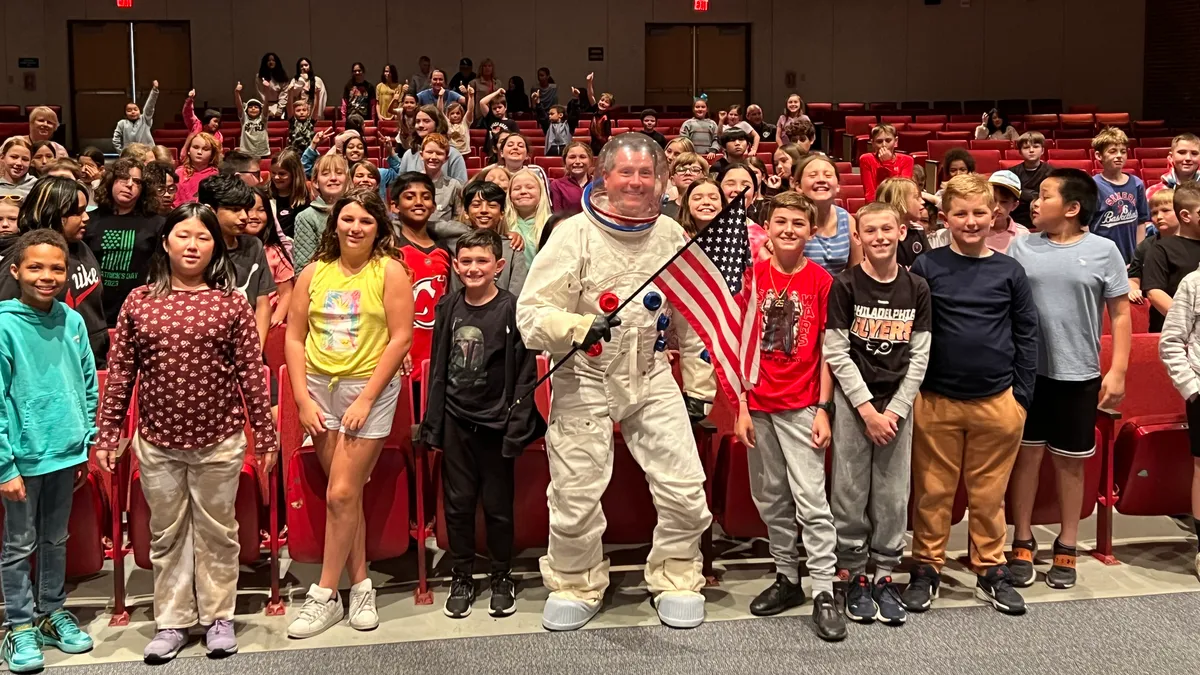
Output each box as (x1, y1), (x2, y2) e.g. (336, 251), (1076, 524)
(516, 134), (717, 631)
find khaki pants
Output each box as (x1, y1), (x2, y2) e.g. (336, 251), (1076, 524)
(911, 389), (1025, 572)
(134, 431), (246, 628)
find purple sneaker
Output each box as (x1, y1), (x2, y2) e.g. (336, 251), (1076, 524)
(205, 620), (238, 657)
(144, 628), (188, 663)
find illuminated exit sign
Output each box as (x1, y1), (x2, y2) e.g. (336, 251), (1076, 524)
(694, 0), (708, 10)
(117, 0), (133, 8)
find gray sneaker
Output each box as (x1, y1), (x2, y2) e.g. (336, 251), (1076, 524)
(144, 628), (189, 663)
(204, 620), (237, 657)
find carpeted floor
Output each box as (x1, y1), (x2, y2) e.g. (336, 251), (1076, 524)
(55, 592), (1200, 675)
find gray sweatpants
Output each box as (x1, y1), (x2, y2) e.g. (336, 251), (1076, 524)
(830, 385), (913, 574)
(749, 407), (837, 596)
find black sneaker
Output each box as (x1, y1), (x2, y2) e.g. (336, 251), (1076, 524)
(489, 572), (517, 617)
(843, 575), (876, 623)
(1046, 538), (1077, 590)
(1007, 538), (1037, 588)
(901, 564), (940, 613)
(872, 576), (907, 626)
(975, 565), (1026, 615)
(443, 573), (476, 618)
(812, 591), (847, 642)
(749, 573), (806, 616)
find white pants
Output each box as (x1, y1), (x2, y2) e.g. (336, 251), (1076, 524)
(540, 363), (711, 602)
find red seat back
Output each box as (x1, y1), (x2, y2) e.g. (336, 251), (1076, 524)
(970, 140), (1012, 151)
(1049, 159), (1094, 172)
(844, 115), (878, 136)
(1059, 113), (1095, 129)
(969, 150), (1002, 174)
(928, 140), (970, 162)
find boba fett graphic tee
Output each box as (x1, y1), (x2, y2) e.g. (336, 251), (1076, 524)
(445, 292), (508, 427)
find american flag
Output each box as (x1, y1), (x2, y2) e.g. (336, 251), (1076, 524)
(658, 191), (760, 404)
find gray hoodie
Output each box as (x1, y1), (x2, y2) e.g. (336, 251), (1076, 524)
(111, 87), (159, 152)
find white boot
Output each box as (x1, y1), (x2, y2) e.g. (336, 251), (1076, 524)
(542, 592), (601, 631)
(652, 591), (705, 629)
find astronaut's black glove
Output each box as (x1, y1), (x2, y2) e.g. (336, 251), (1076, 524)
(576, 314), (622, 351)
(684, 395), (711, 425)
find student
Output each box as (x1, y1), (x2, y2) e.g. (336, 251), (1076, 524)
(233, 83), (269, 159)
(825, 202), (931, 626)
(535, 101), (571, 158)
(279, 57), (328, 122)
(766, 144), (805, 196)
(351, 161), (381, 192)
(676, 176), (725, 238)
(904, 173), (1038, 616)
(293, 154), (348, 269)
(269, 149), (310, 238)
(1090, 127), (1150, 263)
(1144, 182), (1200, 333)
(680, 97), (720, 156)
(585, 73), (613, 155)
(142, 160), (178, 217)
(784, 118), (817, 155)
(718, 105), (761, 155)
(174, 132), (222, 206)
(0, 177), (108, 368)
(340, 62), (375, 122)
(534, 67), (558, 115)
(504, 168), (551, 264)
(0, 138), (35, 199)
(256, 52), (289, 118)
(0, 195), (17, 235)
(860, 124), (914, 202)
(711, 129), (751, 176)
(662, 152), (710, 221)
(1157, 232), (1200, 581)
(775, 94), (809, 146)
(397, 106), (469, 183)
(390, 173), (451, 392)
(97, 203), (277, 662)
(0, 229), (97, 673)
(285, 98), (316, 154)
(421, 228), (544, 619)
(638, 109), (668, 148)
(442, 181), (529, 295)
(471, 165), (512, 193)
(446, 95), (474, 157)
(111, 80), (159, 153)
(284, 190), (412, 640)
(794, 153), (861, 276)
(476, 90), (520, 161)
(975, 108), (1019, 142)
(81, 158), (165, 327)
(1129, 188), (1178, 304)
(733, 191), (844, 642)
(1148, 133), (1200, 200)
(492, 134), (549, 188)
(983, 170), (1031, 254)
(28, 143), (56, 178)
(183, 89), (223, 148)
(549, 142), (593, 216)
(717, 163), (769, 258)
(1009, 132), (1052, 228)
(247, 187), (294, 327)
(376, 65), (403, 121)
(875, 177), (928, 267)
(664, 137), (695, 166)
(222, 149), (262, 188)
(420, 134), (464, 223)
(77, 147), (105, 185)
(197, 174), (276, 347)
(1005, 168), (1130, 590)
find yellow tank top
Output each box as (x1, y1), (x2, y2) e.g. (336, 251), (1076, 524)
(304, 258), (389, 379)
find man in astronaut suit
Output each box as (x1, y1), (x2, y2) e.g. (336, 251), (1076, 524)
(517, 134), (716, 631)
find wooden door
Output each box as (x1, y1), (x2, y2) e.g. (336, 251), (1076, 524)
(133, 22), (192, 142)
(70, 22), (133, 148)
(644, 25), (694, 107)
(695, 25), (749, 114)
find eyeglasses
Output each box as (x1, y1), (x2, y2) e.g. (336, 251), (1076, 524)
(156, 185), (178, 196)
(0, 195), (22, 203)
(674, 166), (704, 176)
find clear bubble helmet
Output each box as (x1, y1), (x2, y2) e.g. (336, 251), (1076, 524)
(584, 133), (670, 232)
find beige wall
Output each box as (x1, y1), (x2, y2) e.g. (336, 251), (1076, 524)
(1, 0), (1145, 127)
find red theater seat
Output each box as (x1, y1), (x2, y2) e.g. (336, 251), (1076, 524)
(928, 140), (970, 162)
(1023, 114), (1059, 131)
(1004, 429), (1103, 526)
(844, 116), (878, 137)
(970, 140), (1012, 151)
(841, 173), (862, 186)
(1047, 148), (1089, 160)
(1059, 113), (1095, 129)
(839, 185), (865, 200)
(935, 131), (971, 141)
(1095, 113), (1131, 129)
(970, 150), (1001, 173)
(1049, 159), (1094, 171)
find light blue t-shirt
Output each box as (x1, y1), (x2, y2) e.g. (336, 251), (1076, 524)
(1008, 232), (1129, 381)
(1090, 173), (1149, 264)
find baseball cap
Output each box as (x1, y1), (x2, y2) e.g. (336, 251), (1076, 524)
(989, 170), (1021, 198)
(459, 57), (473, 68)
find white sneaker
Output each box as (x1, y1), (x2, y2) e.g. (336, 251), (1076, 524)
(348, 579), (379, 631)
(287, 584), (344, 639)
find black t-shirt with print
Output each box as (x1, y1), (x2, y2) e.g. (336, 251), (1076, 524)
(226, 235), (277, 309)
(274, 196), (309, 239)
(83, 211), (165, 327)
(896, 226), (929, 268)
(445, 291), (509, 428)
(1142, 234), (1200, 332)
(827, 264), (931, 405)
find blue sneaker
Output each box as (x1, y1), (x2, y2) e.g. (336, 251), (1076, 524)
(872, 576), (907, 625)
(38, 609), (93, 654)
(844, 574), (876, 622)
(3, 625), (45, 673)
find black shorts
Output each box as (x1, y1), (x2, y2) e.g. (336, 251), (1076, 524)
(1021, 375), (1101, 458)
(1186, 397), (1200, 458)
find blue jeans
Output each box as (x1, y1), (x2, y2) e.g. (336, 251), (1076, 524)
(1, 466), (76, 627)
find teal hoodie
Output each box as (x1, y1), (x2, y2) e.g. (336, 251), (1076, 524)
(0, 299), (98, 483)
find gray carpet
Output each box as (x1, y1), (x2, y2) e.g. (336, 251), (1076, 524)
(59, 592), (1200, 674)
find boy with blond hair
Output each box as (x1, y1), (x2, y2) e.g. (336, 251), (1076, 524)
(1009, 132), (1051, 228)
(1006, 168), (1130, 591)
(860, 124), (914, 202)
(904, 174), (1038, 616)
(1090, 127), (1151, 263)
(1144, 181), (1200, 332)
(826, 202), (931, 626)
(1128, 188), (1179, 305)
(1148, 133), (1200, 200)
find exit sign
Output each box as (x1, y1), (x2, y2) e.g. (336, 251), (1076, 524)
(694, 0), (708, 10)
(116, 0), (133, 7)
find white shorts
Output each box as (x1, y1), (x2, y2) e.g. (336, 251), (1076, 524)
(305, 373), (403, 440)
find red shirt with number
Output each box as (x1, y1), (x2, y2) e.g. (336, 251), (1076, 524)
(746, 258), (832, 414)
(395, 236), (451, 381)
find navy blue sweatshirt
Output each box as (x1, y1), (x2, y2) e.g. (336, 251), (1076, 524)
(910, 247), (1038, 409)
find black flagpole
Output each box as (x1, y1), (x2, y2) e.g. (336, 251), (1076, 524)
(508, 189), (749, 411)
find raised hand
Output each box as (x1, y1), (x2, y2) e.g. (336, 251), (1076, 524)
(467, 86), (475, 97)
(152, 79), (159, 89)
(586, 72), (594, 83)
(188, 89), (196, 99)
(236, 82), (243, 93)
(531, 90), (540, 104)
